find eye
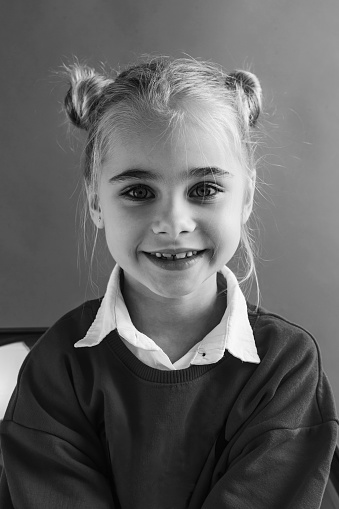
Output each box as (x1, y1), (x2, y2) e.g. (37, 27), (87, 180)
(189, 182), (223, 200)
(121, 185), (155, 201)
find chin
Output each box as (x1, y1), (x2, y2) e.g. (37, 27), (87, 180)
(148, 281), (206, 300)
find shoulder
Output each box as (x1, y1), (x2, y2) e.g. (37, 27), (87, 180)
(51, 298), (102, 335)
(3, 299), (110, 437)
(12, 298), (103, 393)
(246, 304), (324, 409)
(32, 298), (102, 354)
(244, 305), (338, 426)
(18, 297), (104, 380)
(247, 304), (321, 367)
(3, 299), (103, 423)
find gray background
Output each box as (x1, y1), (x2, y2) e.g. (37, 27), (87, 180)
(1, 0), (339, 413)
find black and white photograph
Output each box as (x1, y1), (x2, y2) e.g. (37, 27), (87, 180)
(1, 1), (338, 507)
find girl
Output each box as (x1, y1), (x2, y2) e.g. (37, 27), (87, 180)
(0, 56), (337, 509)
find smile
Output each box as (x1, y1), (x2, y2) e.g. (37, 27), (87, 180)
(143, 250), (206, 271)
(149, 251), (198, 260)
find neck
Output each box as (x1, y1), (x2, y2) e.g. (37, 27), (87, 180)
(121, 273), (227, 363)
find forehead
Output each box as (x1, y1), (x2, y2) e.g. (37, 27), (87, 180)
(102, 118), (242, 177)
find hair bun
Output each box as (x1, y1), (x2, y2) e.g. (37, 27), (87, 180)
(225, 70), (262, 127)
(64, 63), (112, 131)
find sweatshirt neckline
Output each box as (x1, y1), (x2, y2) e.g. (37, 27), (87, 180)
(105, 311), (257, 384)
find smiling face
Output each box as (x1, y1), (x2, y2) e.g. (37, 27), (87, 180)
(89, 118), (254, 302)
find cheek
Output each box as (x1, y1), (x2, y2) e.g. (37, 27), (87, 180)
(217, 220), (242, 246)
(212, 192), (244, 229)
(206, 201), (243, 249)
(103, 212), (146, 259)
(105, 222), (131, 250)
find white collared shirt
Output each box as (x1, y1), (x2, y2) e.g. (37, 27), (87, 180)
(75, 265), (260, 370)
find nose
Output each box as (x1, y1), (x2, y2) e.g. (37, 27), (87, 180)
(151, 196), (196, 238)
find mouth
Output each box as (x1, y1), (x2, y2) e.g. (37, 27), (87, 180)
(148, 250), (200, 260)
(143, 249), (206, 271)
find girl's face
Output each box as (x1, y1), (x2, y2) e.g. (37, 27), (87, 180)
(90, 119), (253, 301)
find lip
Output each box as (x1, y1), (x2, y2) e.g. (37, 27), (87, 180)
(145, 248), (203, 255)
(143, 250), (206, 271)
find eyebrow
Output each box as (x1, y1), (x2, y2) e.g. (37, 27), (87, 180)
(108, 167), (233, 184)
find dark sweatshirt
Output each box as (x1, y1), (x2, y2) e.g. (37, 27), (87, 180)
(0, 300), (338, 508)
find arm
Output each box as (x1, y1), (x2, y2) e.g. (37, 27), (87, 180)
(201, 316), (338, 509)
(0, 312), (117, 509)
(0, 420), (117, 509)
(201, 420), (337, 509)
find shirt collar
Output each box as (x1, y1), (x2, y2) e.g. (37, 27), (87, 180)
(74, 265), (260, 364)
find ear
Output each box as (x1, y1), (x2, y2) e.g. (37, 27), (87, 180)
(87, 189), (104, 229)
(242, 173), (255, 224)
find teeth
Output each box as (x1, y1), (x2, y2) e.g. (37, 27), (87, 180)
(150, 251), (199, 260)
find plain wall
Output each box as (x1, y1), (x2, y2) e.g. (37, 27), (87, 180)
(1, 0), (339, 414)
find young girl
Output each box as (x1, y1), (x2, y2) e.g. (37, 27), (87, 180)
(0, 56), (337, 509)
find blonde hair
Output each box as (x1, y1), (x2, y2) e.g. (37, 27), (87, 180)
(63, 55), (263, 301)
